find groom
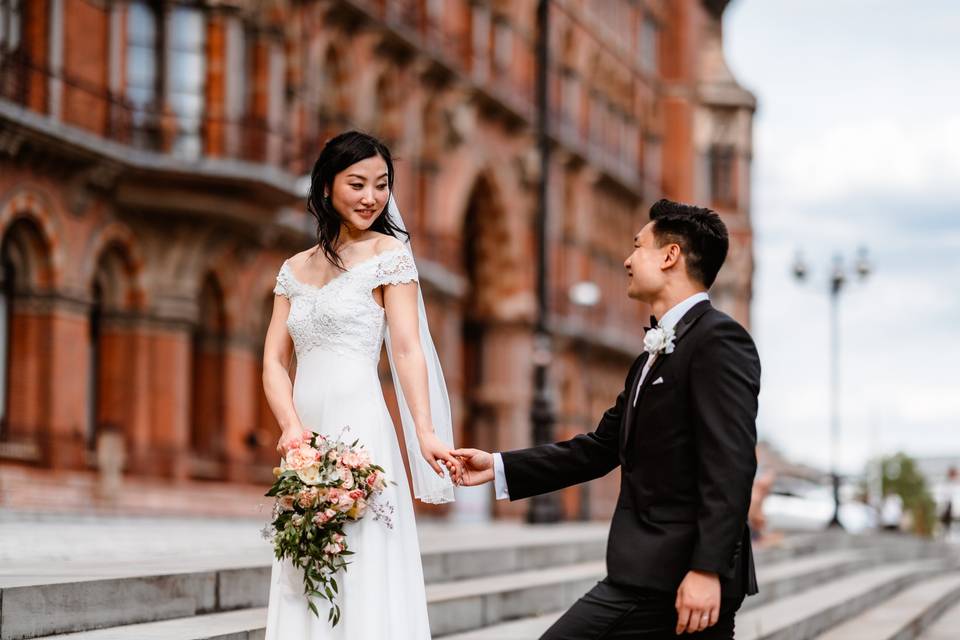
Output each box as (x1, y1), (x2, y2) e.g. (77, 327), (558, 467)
(454, 199), (760, 638)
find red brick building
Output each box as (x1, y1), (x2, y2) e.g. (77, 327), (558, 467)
(0, 0), (755, 520)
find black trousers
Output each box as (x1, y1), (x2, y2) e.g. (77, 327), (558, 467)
(541, 579), (742, 640)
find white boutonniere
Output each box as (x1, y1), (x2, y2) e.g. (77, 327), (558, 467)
(643, 326), (676, 356)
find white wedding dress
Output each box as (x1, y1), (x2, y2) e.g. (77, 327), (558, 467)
(264, 246), (432, 639)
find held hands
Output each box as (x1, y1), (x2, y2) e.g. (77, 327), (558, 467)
(450, 448), (494, 487)
(675, 570), (721, 634)
(418, 431), (464, 484)
(277, 425), (309, 458)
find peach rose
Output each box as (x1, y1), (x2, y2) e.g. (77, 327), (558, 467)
(338, 466), (355, 489)
(286, 444), (320, 471)
(278, 495), (295, 511)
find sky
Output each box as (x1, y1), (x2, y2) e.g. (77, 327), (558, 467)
(723, 0), (960, 474)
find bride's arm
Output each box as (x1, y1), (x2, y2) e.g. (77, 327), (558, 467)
(382, 281), (462, 482)
(262, 293), (305, 457)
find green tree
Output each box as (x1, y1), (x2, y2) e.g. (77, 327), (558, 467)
(881, 453), (936, 537)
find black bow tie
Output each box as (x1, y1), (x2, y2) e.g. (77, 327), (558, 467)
(644, 315), (659, 333)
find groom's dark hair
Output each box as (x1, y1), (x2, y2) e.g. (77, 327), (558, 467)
(648, 199), (729, 288)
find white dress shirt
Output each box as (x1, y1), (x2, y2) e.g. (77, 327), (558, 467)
(492, 292), (710, 500)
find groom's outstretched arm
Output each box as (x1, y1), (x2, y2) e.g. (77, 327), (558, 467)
(688, 317), (760, 578)
(499, 356), (643, 501)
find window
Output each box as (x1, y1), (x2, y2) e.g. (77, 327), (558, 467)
(166, 6), (206, 157)
(640, 16), (658, 74)
(126, 1), (158, 129)
(87, 282), (103, 449)
(0, 0), (23, 55)
(562, 70), (580, 127)
(471, 4), (490, 80)
(645, 136), (662, 190)
(709, 144), (736, 206)
(492, 17), (512, 73)
(0, 255), (12, 435)
(426, 0), (444, 25)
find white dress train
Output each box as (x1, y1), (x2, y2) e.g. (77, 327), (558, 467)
(264, 246), (432, 639)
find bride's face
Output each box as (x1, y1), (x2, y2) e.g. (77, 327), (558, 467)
(327, 155), (391, 232)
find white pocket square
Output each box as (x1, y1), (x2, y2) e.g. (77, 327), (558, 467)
(651, 376), (664, 385)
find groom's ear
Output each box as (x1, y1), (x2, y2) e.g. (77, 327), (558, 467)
(660, 243), (683, 271)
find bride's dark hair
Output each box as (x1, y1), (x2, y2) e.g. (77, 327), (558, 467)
(306, 130), (409, 269)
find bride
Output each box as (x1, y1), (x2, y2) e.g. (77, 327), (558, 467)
(261, 131), (462, 638)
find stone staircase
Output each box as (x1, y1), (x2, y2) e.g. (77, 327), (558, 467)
(1, 523), (958, 640)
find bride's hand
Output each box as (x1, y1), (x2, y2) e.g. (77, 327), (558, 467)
(276, 425), (308, 459)
(419, 431), (463, 484)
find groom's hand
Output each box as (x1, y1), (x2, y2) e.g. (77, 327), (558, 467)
(450, 448), (494, 486)
(675, 570), (720, 634)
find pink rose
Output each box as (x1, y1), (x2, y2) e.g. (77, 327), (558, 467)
(297, 488), (317, 509)
(313, 510), (332, 525)
(338, 465), (355, 489)
(286, 444), (319, 471)
(349, 489), (364, 501)
(336, 493), (355, 512)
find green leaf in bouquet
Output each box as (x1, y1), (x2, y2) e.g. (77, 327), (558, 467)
(308, 600), (319, 617)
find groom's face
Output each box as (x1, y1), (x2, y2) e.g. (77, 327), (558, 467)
(624, 222), (667, 301)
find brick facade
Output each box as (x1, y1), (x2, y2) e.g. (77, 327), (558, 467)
(0, 0), (755, 520)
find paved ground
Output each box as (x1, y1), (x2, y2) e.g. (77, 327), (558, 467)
(0, 510), (609, 587)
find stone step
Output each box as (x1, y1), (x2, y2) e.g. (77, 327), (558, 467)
(27, 561), (607, 640)
(737, 560), (945, 640)
(425, 561), (605, 637)
(437, 558), (949, 640)
(1, 525), (606, 639)
(37, 609), (267, 640)
(440, 611), (565, 640)
(917, 588), (960, 639)
(745, 549), (870, 611)
(816, 572), (960, 640)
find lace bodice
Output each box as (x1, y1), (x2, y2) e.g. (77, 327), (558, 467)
(274, 246), (418, 362)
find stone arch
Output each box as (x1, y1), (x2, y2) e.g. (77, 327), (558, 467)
(190, 270), (228, 475)
(0, 215), (55, 443)
(86, 239), (142, 450)
(320, 43), (350, 121)
(373, 68), (404, 145)
(0, 190), (61, 289)
(83, 222), (145, 309)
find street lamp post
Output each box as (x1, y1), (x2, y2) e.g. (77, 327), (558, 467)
(569, 281), (602, 521)
(793, 248), (872, 528)
(528, 0), (562, 523)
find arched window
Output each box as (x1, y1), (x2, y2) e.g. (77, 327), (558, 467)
(191, 274), (226, 475)
(0, 247), (14, 436)
(87, 281), (103, 449)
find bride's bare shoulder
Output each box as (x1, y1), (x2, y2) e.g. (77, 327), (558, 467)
(286, 247), (320, 267)
(370, 233), (405, 254)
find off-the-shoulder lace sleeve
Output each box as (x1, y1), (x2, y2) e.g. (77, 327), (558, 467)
(273, 261), (294, 299)
(374, 247), (418, 287)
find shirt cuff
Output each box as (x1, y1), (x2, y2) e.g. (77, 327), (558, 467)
(493, 452), (510, 500)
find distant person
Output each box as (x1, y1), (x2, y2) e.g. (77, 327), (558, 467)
(941, 466), (958, 538)
(455, 199), (761, 638)
(881, 493), (904, 532)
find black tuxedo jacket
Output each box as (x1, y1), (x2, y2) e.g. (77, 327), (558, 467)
(502, 300), (760, 599)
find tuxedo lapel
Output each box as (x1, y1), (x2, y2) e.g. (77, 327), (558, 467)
(625, 300), (713, 443)
(621, 351), (649, 450)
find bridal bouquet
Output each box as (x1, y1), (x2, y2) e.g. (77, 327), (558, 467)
(264, 428), (394, 626)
